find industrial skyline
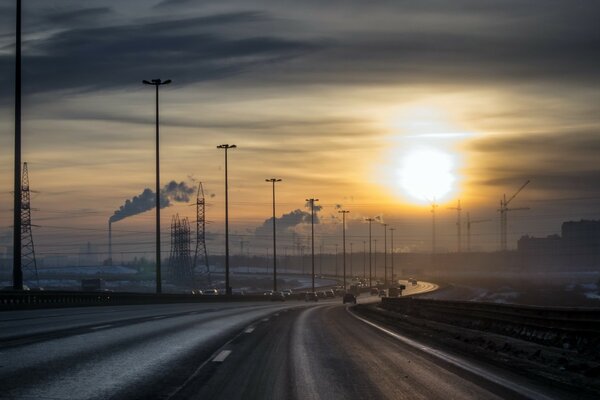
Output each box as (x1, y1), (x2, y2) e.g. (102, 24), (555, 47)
(1, 1), (600, 264)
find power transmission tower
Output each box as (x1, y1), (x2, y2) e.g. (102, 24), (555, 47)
(21, 162), (39, 287)
(498, 180), (530, 251)
(193, 182), (211, 284)
(168, 214), (194, 286)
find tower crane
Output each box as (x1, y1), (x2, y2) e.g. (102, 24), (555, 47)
(498, 180), (530, 251)
(465, 212), (490, 252)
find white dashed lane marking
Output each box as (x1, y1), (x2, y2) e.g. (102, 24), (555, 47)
(212, 350), (232, 362)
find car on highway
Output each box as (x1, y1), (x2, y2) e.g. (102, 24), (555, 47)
(270, 291), (286, 301)
(317, 291), (327, 299)
(343, 293), (357, 304)
(370, 288), (379, 295)
(282, 289), (293, 297)
(305, 292), (318, 301)
(378, 289), (387, 297)
(232, 290), (246, 296)
(387, 287), (401, 297)
(335, 288), (346, 297)
(325, 289), (335, 298)
(263, 290), (273, 296)
(203, 289), (218, 296)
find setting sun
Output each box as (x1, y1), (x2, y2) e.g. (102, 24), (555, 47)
(398, 147), (456, 203)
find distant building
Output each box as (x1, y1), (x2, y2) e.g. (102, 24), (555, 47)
(518, 220), (600, 269)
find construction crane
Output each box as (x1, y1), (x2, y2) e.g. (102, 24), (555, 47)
(465, 212), (490, 252)
(498, 180), (530, 251)
(448, 200), (463, 253)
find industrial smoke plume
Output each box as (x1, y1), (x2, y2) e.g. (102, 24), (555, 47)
(109, 181), (194, 223)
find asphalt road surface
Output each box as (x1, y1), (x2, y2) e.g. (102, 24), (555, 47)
(0, 283), (564, 400)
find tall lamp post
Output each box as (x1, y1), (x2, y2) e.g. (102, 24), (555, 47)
(13, 0), (23, 290)
(143, 78), (171, 294)
(338, 210), (350, 290)
(382, 223), (388, 287)
(389, 228), (396, 285)
(218, 144), (236, 295)
(266, 178), (282, 292)
(365, 218), (375, 287)
(306, 198), (319, 292)
(362, 241), (367, 281)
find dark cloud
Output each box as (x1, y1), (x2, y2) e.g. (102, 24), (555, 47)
(470, 131), (600, 155)
(469, 130), (600, 196)
(154, 0), (194, 8)
(43, 7), (113, 27)
(0, 11), (320, 99)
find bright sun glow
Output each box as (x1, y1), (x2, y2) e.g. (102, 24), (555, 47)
(398, 148), (456, 203)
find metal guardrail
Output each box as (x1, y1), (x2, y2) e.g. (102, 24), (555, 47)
(380, 297), (600, 352)
(0, 291), (280, 310)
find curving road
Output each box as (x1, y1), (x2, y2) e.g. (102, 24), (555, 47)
(0, 283), (566, 400)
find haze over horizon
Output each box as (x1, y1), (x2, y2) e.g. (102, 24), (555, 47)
(1, 0), (599, 262)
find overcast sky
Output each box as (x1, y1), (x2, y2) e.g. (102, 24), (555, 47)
(0, 0), (599, 261)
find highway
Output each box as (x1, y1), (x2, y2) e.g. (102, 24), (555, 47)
(0, 283), (566, 400)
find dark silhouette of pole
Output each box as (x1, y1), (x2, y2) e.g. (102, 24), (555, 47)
(266, 178), (281, 292)
(362, 240), (366, 281)
(382, 223), (388, 287)
(365, 218), (375, 287)
(218, 144), (237, 295)
(350, 242), (353, 280)
(338, 210), (349, 290)
(13, 0), (23, 290)
(143, 78), (171, 294)
(389, 228), (395, 285)
(306, 198), (319, 292)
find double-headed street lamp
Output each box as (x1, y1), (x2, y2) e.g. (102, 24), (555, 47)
(266, 178), (282, 292)
(338, 210), (350, 290)
(306, 198), (319, 292)
(143, 78), (171, 294)
(365, 218), (375, 287)
(218, 144), (236, 295)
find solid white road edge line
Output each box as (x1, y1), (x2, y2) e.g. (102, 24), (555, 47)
(347, 307), (553, 400)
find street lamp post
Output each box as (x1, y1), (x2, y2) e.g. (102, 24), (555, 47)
(338, 210), (349, 290)
(365, 218), (375, 287)
(143, 78), (171, 294)
(382, 223), (388, 287)
(306, 198), (319, 292)
(266, 178), (282, 292)
(362, 241), (366, 281)
(218, 144), (237, 295)
(389, 228), (396, 285)
(13, 0), (23, 290)
(350, 242), (353, 281)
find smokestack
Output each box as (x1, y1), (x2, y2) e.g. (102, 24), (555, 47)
(108, 220), (112, 266)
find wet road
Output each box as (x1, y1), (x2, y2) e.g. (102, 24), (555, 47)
(0, 283), (559, 399)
